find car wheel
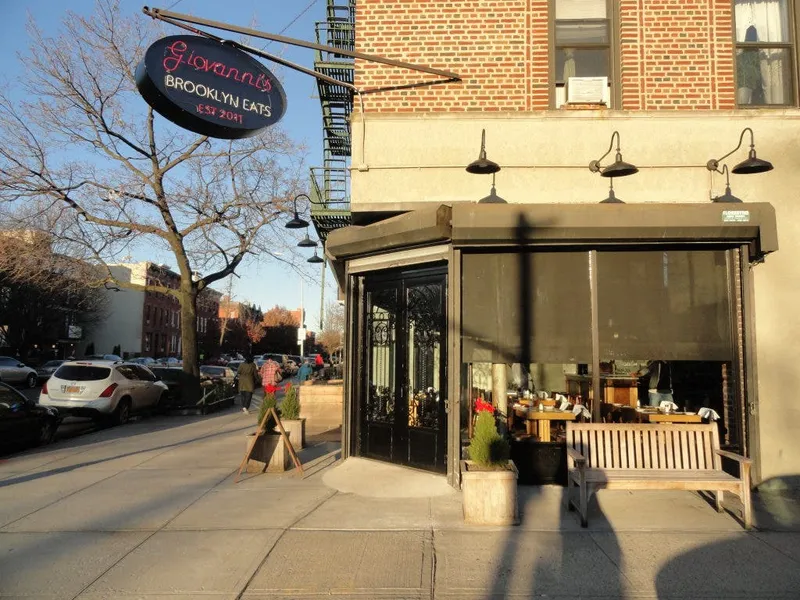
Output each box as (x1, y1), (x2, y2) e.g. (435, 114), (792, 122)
(38, 420), (57, 445)
(114, 398), (131, 426)
(26, 373), (38, 388)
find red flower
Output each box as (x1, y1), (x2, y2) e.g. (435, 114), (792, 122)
(475, 397), (494, 413)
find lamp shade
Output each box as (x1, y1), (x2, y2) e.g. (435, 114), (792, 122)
(307, 249), (324, 264)
(297, 232), (317, 248)
(600, 188), (625, 203)
(601, 152), (639, 178)
(478, 183), (507, 204)
(712, 183), (743, 203)
(467, 157), (501, 175)
(732, 149), (774, 175)
(285, 211), (309, 229)
(466, 129), (501, 174)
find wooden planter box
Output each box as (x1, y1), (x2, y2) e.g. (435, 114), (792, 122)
(245, 432), (291, 473)
(460, 460), (519, 525)
(281, 418), (306, 450)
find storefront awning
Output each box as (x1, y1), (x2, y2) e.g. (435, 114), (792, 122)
(449, 203), (778, 257)
(325, 202), (777, 286)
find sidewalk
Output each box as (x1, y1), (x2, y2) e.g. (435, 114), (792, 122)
(1, 407), (798, 599)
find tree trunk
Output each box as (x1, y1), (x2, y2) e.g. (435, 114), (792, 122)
(179, 284), (201, 404)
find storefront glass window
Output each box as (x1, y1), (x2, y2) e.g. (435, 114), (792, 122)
(596, 249), (739, 447)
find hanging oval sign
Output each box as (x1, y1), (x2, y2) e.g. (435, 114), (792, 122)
(135, 35), (287, 139)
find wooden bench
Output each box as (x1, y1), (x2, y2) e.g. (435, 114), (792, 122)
(565, 423), (752, 529)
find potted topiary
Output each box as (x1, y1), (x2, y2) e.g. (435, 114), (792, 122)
(245, 392), (291, 472)
(460, 402), (519, 525)
(279, 384), (305, 449)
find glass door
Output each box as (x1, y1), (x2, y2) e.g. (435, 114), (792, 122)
(357, 266), (447, 472)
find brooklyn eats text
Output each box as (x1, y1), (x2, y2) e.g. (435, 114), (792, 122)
(164, 75), (272, 117)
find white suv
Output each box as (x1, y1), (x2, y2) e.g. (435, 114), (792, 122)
(39, 360), (168, 425)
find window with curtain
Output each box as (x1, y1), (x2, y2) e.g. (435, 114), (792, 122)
(554, 0), (612, 108)
(734, 0), (794, 106)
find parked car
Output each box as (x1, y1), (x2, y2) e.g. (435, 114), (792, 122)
(0, 356), (39, 388)
(84, 354), (123, 361)
(149, 366), (184, 407)
(226, 360), (243, 374)
(155, 357), (181, 367)
(0, 381), (60, 452)
(199, 365), (237, 386)
(36, 359), (66, 381)
(129, 356), (157, 366)
(39, 360), (168, 425)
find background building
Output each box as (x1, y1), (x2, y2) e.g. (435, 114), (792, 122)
(90, 262), (221, 359)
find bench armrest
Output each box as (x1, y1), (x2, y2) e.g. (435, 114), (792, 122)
(716, 449), (752, 465)
(566, 446), (587, 467)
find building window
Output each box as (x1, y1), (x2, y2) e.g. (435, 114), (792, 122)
(145, 332), (152, 352)
(554, 0), (611, 108)
(145, 305), (151, 325)
(734, 0), (794, 106)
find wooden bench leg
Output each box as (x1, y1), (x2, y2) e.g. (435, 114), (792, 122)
(567, 477), (575, 511)
(715, 490), (724, 512)
(741, 463), (753, 530)
(579, 475), (588, 527)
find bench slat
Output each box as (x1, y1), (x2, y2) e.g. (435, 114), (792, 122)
(608, 431), (628, 468)
(664, 429), (674, 469)
(626, 429), (635, 469)
(681, 430), (691, 470)
(635, 428), (644, 469)
(572, 468), (738, 481)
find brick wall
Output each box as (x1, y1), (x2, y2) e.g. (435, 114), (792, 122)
(355, 0), (736, 112)
(620, 0), (735, 110)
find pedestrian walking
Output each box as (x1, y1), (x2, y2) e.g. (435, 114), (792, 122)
(259, 356), (282, 394)
(237, 356), (259, 413)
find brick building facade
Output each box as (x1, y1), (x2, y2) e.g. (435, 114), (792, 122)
(325, 0), (798, 488)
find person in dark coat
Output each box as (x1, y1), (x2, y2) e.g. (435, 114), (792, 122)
(237, 356), (259, 413)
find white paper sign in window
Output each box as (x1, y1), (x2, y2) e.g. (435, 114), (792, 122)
(567, 76), (608, 104)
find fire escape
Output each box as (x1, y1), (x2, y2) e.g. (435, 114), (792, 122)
(310, 0), (354, 242)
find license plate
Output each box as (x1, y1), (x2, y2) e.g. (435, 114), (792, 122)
(63, 385), (83, 394)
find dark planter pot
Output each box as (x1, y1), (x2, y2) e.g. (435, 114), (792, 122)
(510, 438), (567, 486)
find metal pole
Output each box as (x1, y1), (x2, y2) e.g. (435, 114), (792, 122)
(319, 256), (327, 332)
(299, 281), (304, 358)
(142, 7), (461, 81)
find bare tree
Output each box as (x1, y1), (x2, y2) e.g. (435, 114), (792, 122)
(0, 1), (309, 398)
(316, 300), (344, 355)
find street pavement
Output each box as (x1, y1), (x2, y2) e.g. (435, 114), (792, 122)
(1, 402), (799, 600)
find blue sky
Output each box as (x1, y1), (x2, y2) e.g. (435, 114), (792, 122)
(0, 0), (336, 332)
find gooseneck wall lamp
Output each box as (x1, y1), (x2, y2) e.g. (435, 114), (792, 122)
(466, 129), (506, 203)
(283, 192), (326, 263)
(712, 164), (743, 204)
(588, 131), (639, 178)
(600, 179), (625, 204)
(706, 127), (773, 175)
(285, 193), (311, 229)
(466, 129), (501, 175)
(478, 172), (507, 204)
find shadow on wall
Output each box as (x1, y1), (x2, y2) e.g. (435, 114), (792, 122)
(753, 475), (800, 531)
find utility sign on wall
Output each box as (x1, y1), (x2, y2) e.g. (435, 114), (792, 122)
(136, 35), (287, 139)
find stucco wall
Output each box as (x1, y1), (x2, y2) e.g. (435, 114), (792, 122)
(90, 265), (145, 357)
(349, 110), (800, 485)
